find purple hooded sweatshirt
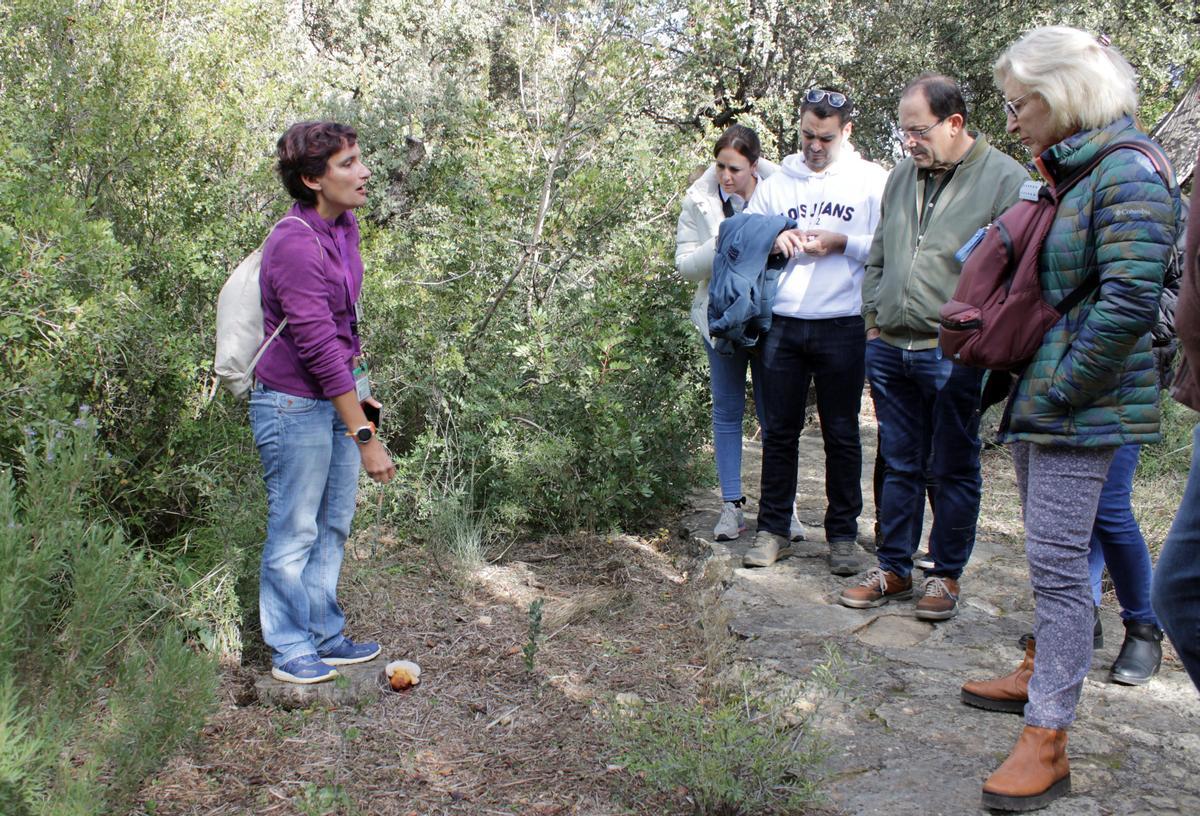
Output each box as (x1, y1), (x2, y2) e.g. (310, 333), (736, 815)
(255, 203), (364, 399)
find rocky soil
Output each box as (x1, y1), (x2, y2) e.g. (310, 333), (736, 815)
(680, 416), (1200, 816)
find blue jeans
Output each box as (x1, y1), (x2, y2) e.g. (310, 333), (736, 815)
(250, 385), (360, 667)
(1086, 443), (1158, 625)
(704, 341), (764, 502)
(757, 315), (864, 541)
(866, 339), (983, 580)
(1153, 424), (1200, 691)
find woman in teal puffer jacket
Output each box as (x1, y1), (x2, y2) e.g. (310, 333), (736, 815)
(962, 27), (1180, 813)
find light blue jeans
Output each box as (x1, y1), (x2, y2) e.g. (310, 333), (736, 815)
(704, 341), (764, 502)
(250, 385), (359, 667)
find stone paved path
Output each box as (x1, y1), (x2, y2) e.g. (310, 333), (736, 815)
(681, 411), (1200, 816)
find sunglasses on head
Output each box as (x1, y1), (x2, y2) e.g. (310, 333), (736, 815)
(805, 89), (848, 108)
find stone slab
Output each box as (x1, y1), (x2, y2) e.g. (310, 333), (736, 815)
(688, 427), (1200, 815)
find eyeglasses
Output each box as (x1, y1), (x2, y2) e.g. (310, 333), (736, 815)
(900, 118), (945, 141)
(1004, 92), (1032, 119)
(805, 89), (848, 108)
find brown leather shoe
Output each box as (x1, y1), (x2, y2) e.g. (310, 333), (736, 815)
(961, 637), (1033, 714)
(915, 576), (959, 620)
(981, 725), (1070, 811)
(838, 567), (913, 608)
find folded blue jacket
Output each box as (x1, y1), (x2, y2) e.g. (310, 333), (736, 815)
(707, 212), (796, 355)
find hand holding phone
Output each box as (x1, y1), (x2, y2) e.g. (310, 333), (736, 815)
(362, 398), (382, 430)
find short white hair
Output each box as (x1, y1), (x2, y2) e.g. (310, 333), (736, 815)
(994, 26), (1138, 135)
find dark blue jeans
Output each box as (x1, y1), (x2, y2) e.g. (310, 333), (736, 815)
(866, 339), (983, 580)
(1086, 443), (1158, 625)
(1152, 424), (1200, 691)
(757, 315), (864, 541)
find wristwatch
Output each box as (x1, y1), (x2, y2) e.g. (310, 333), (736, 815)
(348, 422), (376, 445)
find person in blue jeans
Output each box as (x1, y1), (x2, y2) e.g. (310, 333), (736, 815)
(848, 75), (1028, 619)
(1084, 444), (1164, 684)
(1154, 425), (1200, 691)
(1153, 147), (1200, 694)
(676, 125), (802, 543)
(251, 121), (397, 685)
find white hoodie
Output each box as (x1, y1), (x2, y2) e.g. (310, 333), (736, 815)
(747, 146), (888, 319)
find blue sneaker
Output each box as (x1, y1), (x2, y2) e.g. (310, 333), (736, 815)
(271, 654), (338, 685)
(319, 637), (381, 666)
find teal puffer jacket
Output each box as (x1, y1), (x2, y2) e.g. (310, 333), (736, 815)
(1003, 117), (1180, 447)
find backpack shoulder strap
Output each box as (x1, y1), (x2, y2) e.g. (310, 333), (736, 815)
(1054, 139), (1173, 201)
(1052, 139), (1175, 315)
(256, 217), (325, 347)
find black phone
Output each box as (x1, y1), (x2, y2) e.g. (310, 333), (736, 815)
(362, 401), (381, 429)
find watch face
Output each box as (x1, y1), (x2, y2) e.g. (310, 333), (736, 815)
(355, 426), (373, 443)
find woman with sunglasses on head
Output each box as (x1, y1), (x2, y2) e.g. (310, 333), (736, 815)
(960, 28), (1180, 811)
(676, 124), (801, 543)
(252, 121), (397, 685)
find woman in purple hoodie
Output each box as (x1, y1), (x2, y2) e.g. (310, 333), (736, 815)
(251, 121), (396, 684)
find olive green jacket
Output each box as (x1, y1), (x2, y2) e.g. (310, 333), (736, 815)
(862, 134), (1029, 349)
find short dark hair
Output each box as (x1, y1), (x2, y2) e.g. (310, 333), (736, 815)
(801, 86), (854, 125)
(902, 74), (968, 125)
(713, 124), (761, 164)
(276, 121), (358, 203)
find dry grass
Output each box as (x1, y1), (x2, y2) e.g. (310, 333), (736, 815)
(137, 531), (756, 816)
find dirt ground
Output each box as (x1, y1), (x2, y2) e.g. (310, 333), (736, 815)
(138, 528), (795, 816)
(138, 399), (1195, 816)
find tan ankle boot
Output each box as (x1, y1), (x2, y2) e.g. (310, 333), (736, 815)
(981, 725), (1070, 811)
(960, 637), (1034, 714)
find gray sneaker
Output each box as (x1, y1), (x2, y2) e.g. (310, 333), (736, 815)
(713, 501), (746, 541)
(789, 509), (807, 542)
(828, 540), (863, 576)
(743, 530), (792, 567)
(913, 549), (935, 571)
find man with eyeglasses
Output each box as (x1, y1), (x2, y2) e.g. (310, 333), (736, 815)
(844, 73), (1029, 619)
(741, 87), (887, 576)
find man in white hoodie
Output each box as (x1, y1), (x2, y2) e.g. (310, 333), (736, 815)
(742, 88), (888, 574)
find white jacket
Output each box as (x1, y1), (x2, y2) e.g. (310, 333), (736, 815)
(747, 147), (887, 319)
(675, 159), (780, 343)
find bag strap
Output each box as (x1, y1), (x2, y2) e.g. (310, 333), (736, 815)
(249, 215), (324, 374)
(1052, 141), (1174, 315)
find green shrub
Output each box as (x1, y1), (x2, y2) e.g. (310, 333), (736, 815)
(608, 681), (825, 815)
(0, 419), (218, 815)
(1139, 393), (1198, 480)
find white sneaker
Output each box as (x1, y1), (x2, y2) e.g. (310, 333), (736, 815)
(789, 508), (807, 542)
(714, 501), (746, 541)
(913, 549), (935, 571)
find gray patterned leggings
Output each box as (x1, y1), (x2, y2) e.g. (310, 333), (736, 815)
(1011, 441), (1117, 730)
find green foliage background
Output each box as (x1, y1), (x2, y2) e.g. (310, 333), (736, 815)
(0, 0), (1197, 809)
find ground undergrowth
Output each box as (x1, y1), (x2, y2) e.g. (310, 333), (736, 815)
(138, 529), (838, 816)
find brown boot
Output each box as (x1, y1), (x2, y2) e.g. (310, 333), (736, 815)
(961, 637), (1033, 714)
(981, 725), (1070, 811)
